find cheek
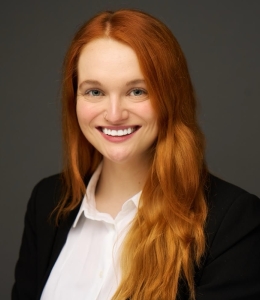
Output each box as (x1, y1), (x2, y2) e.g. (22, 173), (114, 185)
(76, 101), (99, 128)
(140, 101), (157, 125)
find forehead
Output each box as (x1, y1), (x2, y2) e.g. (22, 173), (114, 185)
(79, 37), (137, 62)
(77, 38), (144, 82)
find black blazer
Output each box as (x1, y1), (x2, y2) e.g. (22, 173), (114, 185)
(12, 174), (260, 300)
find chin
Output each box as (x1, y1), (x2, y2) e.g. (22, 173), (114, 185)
(106, 156), (130, 164)
(103, 151), (135, 164)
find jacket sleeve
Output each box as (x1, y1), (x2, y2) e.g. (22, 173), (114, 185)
(12, 184), (39, 300)
(196, 191), (260, 300)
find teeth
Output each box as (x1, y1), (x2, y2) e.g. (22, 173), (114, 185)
(102, 127), (135, 136)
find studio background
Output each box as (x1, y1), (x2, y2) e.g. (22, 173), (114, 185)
(1, 1), (259, 298)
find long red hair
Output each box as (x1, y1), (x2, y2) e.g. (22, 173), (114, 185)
(55, 9), (208, 299)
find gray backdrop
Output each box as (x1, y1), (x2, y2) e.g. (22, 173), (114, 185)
(1, 0), (259, 298)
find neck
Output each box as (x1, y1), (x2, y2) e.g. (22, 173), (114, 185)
(95, 157), (151, 217)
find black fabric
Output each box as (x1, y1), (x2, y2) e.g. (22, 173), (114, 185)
(12, 174), (260, 300)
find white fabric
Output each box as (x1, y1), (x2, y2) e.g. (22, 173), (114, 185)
(40, 163), (140, 300)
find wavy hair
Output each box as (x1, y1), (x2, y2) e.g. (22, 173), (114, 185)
(55, 9), (208, 300)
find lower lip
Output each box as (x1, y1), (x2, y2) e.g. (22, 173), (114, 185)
(99, 128), (139, 142)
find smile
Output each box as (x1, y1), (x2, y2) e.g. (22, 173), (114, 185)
(101, 127), (137, 137)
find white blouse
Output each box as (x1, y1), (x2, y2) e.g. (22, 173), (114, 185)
(40, 163), (140, 300)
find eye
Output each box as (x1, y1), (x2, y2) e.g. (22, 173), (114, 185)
(129, 88), (148, 97)
(86, 89), (103, 97)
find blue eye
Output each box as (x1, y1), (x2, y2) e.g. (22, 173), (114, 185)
(130, 89), (147, 96)
(86, 89), (103, 96)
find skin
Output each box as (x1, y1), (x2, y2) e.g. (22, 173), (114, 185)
(76, 38), (158, 217)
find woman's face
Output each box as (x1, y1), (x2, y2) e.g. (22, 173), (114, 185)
(76, 38), (158, 165)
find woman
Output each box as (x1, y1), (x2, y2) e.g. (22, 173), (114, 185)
(12, 9), (260, 300)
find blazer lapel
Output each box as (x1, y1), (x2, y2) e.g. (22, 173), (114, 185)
(36, 205), (80, 300)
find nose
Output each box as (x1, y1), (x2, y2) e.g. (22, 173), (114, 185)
(104, 96), (128, 123)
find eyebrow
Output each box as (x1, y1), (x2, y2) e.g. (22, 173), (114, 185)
(126, 79), (146, 86)
(78, 80), (101, 89)
(78, 79), (146, 89)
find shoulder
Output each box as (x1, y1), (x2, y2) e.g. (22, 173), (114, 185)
(33, 173), (63, 196)
(194, 175), (260, 298)
(206, 173), (258, 204)
(205, 174), (260, 227)
(26, 174), (63, 223)
(204, 173), (260, 256)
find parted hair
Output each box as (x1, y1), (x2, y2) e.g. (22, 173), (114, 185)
(55, 9), (208, 300)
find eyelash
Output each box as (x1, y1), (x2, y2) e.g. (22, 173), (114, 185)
(83, 88), (148, 97)
(85, 89), (103, 97)
(129, 88), (147, 97)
